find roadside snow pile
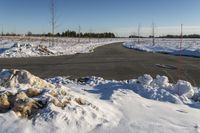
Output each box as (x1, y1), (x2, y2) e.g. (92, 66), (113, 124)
(0, 37), (130, 58)
(0, 69), (54, 89)
(1, 69), (200, 133)
(0, 43), (55, 57)
(123, 40), (200, 57)
(0, 69), (121, 133)
(136, 75), (196, 104)
(49, 74), (199, 105)
(47, 75), (200, 133)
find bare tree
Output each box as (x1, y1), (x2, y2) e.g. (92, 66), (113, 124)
(180, 24), (183, 54)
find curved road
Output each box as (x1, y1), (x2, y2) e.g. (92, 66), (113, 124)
(0, 42), (200, 86)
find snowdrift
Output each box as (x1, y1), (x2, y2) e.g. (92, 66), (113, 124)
(0, 69), (121, 133)
(49, 75), (199, 105)
(0, 69), (200, 133)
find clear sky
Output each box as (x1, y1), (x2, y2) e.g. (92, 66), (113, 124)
(0, 0), (200, 36)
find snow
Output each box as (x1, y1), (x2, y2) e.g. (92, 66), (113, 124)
(106, 90), (200, 133)
(0, 69), (121, 133)
(0, 37), (131, 58)
(0, 69), (200, 133)
(123, 38), (200, 57)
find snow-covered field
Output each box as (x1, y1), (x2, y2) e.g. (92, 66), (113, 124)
(124, 38), (200, 57)
(0, 36), (130, 58)
(2, 37), (200, 58)
(0, 69), (200, 133)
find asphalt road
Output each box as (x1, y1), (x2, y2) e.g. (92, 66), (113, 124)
(0, 42), (200, 86)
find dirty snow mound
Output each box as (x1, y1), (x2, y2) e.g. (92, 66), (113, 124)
(0, 69), (121, 133)
(0, 69), (54, 88)
(1, 43), (55, 57)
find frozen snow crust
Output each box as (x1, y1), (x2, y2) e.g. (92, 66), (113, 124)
(0, 69), (200, 133)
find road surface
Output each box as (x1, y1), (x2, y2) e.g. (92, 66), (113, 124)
(0, 42), (200, 86)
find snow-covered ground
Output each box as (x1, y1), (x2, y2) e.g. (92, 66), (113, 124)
(124, 38), (200, 57)
(0, 36), (130, 58)
(0, 69), (200, 133)
(2, 37), (200, 58)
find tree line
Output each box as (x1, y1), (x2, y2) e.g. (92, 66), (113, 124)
(0, 31), (116, 38)
(27, 31), (116, 38)
(158, 34), (200, 38)
(129, 34), (200, 38)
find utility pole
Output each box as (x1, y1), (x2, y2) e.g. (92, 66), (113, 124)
(177, 24), (183, 96)
(1, 25), (3, 36)
(137, 24), (141, 44)
(152, 22), (155, 46)
(50, 0), (56, 47)
(180, 24), (183, 55)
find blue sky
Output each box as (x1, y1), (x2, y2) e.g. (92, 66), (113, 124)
(0, 0), (200, 36)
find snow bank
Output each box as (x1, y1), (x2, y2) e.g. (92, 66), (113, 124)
(0, 69), (200, 133)
(123, 39), (200, 57)
(50, 75), (199, 105)
(107, 89), (200, 133)
(0, 37), (131, 58)
(0, 69), (54, 88)
(0, 69), (121, 133)
(48, 75), (200, 133)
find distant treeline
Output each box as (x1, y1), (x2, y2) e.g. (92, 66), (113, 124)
(129, 34), (200, 38)
(28, 31), (115, 38)
(57, 31), (115, 38)
(158, 34), (200, 38)
(1, 33), (21, 36)
(129, 35), (146, 38)
(1, 31), (116, 38)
